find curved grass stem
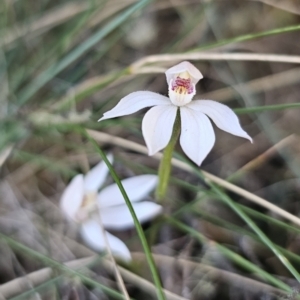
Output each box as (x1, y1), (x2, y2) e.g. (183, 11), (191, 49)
(84, 130), (166, 300)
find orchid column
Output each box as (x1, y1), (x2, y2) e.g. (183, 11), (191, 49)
(99, 61), (252, 202)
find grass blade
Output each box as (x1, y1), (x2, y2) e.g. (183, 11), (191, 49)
(0, 234), (128, 300)
(17, 0), (152, 106)
(84, 130), (166, 300)
(167, 217), (291, 292)
(234, 103), (300, 114)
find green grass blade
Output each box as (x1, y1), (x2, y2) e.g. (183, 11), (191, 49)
(191, 201), (300, 266)
(237, 204), (300, 235)
(174, 153), (300, 282)
(11, 276), (61, 300)
(17, 0), (152, 106)
(167, 217), (291, 292)
(209, 182), (300, 283)
(84, 130), (166, 300)
(0, 234), (128, 300)
(197, 23), (300, 51)
(234, 103), (300, 114)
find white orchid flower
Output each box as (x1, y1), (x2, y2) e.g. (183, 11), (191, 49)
(99, 61), (252, 166)
(60, 156), (162, 260)
(60, 154), (114, 223)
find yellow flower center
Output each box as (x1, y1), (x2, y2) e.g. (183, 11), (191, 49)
(81, 192), (96, 208)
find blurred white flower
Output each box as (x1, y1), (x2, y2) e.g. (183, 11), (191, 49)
(60, 156), (162, 260)
(99, 61), (252, 166)
(60, 154), (114, 223)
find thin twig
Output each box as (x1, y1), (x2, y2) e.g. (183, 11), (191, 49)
(49, 64), (300, 115)
(200, 67), (300, 102)
(130, 52), (300, 72)
(96, 213), (130, 300)
(227, 134), (296, 181)
(86, 129), (300, 227)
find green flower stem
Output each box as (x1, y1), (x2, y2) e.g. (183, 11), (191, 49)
(84, 130), (166, 300)
(156, 109), (181, 202)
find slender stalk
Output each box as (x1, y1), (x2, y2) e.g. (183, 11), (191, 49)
(84, 130), (166, 300)
(156, 109), (181, 202)
(96, 213), (130, 300)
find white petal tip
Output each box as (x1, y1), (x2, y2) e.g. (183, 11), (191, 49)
(146, 144), (159, 156)
(115, 251), (132, 262)
(80, 220), (132, 261)
(243, 134), (253, 143)
(195, 161), (203, 167)
(193, 158), (205, 166)
(148, 149), (156, 156)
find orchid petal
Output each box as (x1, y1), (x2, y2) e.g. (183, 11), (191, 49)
(142, 105), (177, 155)
(60, 174), (85, 222)
(99, 91), (170, 121)
(180, 107), (215, 166)
(84, 154), (113, 192)
(80, 218), (131, 261)
(188, 100), (252, 142)
(97, 175), (158, 208)
(100, 202), (162, 230)
(165, 61), (203, 85)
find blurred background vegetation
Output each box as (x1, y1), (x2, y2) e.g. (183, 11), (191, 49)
(1, 0), (300, 299)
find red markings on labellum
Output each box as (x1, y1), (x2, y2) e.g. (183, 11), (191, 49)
(172, 77), (193, 94)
